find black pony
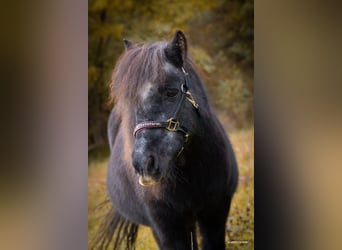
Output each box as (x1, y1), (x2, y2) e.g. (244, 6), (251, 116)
(92, 30), (238, 250)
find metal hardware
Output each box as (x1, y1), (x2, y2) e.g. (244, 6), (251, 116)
(176, 146), (184, 158)
(181, 83), (187, 93)
(166, 118), (180, 131)
(184, 133), (189, 143)
(186, 91), (199, 109)
(181, 67), (188, 75)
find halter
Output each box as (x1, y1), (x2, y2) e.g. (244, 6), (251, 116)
(133, 67), (199, 148)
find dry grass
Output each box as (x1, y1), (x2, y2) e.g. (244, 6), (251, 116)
(88, 125), (254, 249)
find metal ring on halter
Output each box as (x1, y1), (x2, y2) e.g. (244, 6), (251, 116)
(181, 83), (187, 93)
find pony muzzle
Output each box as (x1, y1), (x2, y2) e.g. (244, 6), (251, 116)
(132, 154), (161, 186)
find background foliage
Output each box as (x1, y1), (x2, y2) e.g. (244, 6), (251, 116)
(88, 0), (254, 248)
(89, 0), (253, 147)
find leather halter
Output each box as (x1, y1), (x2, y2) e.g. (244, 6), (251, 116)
(133, 67), (199, 144)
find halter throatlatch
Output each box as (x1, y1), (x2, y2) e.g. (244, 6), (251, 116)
(133, 67), (198, 144)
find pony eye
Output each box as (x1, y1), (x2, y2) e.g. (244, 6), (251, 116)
(166, 88), (179, 97)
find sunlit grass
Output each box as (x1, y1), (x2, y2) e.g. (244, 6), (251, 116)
(225, 128), (254, 249)
(88, 127), (254, 249)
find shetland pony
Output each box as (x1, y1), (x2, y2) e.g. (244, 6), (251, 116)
(92, 30), (238, 250)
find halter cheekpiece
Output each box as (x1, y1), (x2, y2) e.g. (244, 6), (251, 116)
(133, 67), (199, 144)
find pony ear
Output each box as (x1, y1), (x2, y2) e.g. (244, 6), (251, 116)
(165, 30), (187, 68)
(123, 39), (133, 51)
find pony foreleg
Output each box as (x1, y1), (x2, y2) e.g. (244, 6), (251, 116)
(149, 214), (196, 250)
(198, 200), (231, 250)
(151, 226), (196, 250)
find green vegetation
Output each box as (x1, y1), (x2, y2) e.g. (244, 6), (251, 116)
(89, 1), (254, 248)
(88, 122), (254, 249)
(89, 0), (254, 147)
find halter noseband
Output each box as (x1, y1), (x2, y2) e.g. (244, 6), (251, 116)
(133, 67), (199, 145)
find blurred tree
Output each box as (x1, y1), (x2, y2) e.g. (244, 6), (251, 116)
(88, 0), (253, 147)
(188, 0), (254, 127)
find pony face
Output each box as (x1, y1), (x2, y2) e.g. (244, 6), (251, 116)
(131, 62), (190, 186)
(111, 31), (197, 186)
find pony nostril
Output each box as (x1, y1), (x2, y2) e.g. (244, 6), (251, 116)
(132, 159), (141, 174)
(132, 152), (143, 174)
(145, 156), (155, 172)
(132, 153), (158, 176)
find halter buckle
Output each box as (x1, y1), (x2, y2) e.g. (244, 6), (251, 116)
(166, 118), (179, 132)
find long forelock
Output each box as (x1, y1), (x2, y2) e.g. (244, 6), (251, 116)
(110, 42), (168, 105)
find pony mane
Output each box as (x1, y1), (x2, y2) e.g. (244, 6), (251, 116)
(110, 42), (170, 105)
